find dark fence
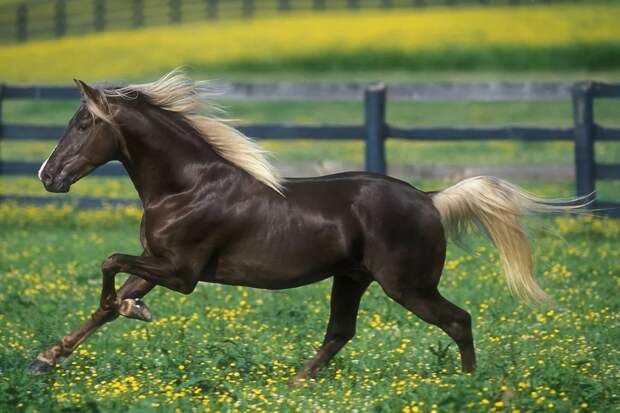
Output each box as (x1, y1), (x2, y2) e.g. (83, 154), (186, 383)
(0, 0), (582, 44)
(0, 81), (619, 215)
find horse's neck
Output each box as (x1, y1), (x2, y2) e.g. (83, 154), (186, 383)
(119, 108), (242, 206)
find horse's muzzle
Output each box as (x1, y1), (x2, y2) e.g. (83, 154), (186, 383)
(41, 172), (71, 193)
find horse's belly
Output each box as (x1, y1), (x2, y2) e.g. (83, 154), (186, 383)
(201, 204), (362, 289)
(204, 245), (351, 289)
(206, 269), (332, 290)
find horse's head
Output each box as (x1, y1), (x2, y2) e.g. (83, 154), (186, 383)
(39, 80), (123, 193)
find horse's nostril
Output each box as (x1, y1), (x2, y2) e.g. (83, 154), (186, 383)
(41, 171), (55, 187)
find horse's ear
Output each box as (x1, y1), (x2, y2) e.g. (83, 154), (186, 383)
(74, 79), (102, 105)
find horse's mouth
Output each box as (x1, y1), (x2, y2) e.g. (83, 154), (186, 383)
(43, 178), (71, 193)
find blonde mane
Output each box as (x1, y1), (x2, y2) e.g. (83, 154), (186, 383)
(92, 70), (284, 195)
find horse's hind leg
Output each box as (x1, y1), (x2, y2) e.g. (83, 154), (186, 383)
(28, 275), (154, 374)
(383, 285), (475, 372)
(293, 275), (371, 383)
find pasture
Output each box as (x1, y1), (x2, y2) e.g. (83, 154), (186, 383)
(2, 71), (620, 413)
(1, 97), (619, 411)
(1, 3), (620, 83)
(1, 202), (619, 412)
(1, 3), (619, 411)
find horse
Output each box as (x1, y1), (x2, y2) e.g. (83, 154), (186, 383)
(30, 70), (583, 380)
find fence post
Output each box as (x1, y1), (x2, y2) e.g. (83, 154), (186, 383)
(278, 0), (290, 12)
(206, 0), (217, 19)
(242, 0), (254, 17)
(364, 84), (387, 174)
(0, 84), (5, 138)
(313, 0), (325, 10)
(54, 0), (66, 37)
(169, 0), (181, 24)
(0, 84), (5, 176)
(132, 0), (143, 28)
(16, 4), (28, 42)
(572, 82), (596, 198)
(94, 0), (106, 31)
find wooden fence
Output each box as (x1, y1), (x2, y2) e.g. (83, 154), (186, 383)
(0, 0), (579, 44)
(0, 81), (619, 215)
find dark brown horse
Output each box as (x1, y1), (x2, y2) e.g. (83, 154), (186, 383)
(31, 71), (582, 380)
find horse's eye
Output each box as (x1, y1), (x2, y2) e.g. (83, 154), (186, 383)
(77, 122), (89, 131)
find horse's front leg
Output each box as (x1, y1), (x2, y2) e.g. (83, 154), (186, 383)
(100, 253), (200, 308)
(29, 275), (154, 374)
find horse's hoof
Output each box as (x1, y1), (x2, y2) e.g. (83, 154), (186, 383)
(28, 357), (54, 375)
(119, 298), (153, 322)
(290, 373), (310, 386)
(290, 376), (304, 386)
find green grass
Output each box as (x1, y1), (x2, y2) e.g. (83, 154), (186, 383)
(3, 94), (620, 128)
(1, 81), (619, 411)
(4, 98), (620, 128)
(188, 70), (620, 83)
(199, 43), (620, 74)
(0, 202), (618, 412)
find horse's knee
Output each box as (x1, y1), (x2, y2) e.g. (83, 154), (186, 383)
(173, 278), (197, 295)
(445, 312), (472, 344)
(101, 254), (122, 276)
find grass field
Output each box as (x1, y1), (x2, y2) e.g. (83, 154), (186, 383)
(1, 3), (619, 410)
(1, 96), (619, 411)
(1, 201), (619, 412)
(1, 3), (619, 83)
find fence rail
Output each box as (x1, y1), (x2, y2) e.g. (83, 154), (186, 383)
(0, 0), (584, 44)
(0, 80), (619, 216)
(1, 81), (579, 101)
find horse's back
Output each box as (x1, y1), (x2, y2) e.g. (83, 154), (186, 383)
(286, 171), (445, 264)
(285, 171), (438, 224)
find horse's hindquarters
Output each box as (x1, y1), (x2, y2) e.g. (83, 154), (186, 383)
(351, 180), (447, 294)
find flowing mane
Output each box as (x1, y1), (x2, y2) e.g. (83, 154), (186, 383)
(91, 70), (284, 195)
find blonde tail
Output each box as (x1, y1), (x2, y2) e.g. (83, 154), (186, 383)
(431, 176), (589, 304)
